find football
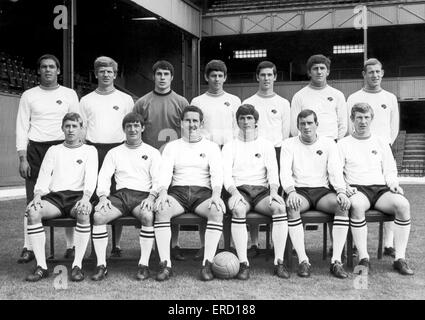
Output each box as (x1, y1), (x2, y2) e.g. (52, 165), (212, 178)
(211, 251), (240, 279)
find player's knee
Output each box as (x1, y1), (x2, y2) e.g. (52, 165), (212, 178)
(140, 210), (154, 226)
(93, 212), (107, 225)
(335, 206), (349, 218)
(394, 199), (410, 220)
(27, 209), (41, 224)
(77, 213), (90, 224)
(286, 208), (299, 220)
(207, 210), (223, 223)
(271, 204), (286, 217)
(155, 209), (171, 223)
(231, 204), (246, 219)
(349, 202), (366, 220)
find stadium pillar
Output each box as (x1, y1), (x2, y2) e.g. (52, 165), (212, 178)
(62, 0), (75, 89)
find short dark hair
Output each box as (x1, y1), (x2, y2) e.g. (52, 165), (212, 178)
(256, 61), (277, 75)
(37, 54), (60, 70)
(152, 60), (174, 76)
(94, 56), (118, 73)
(236, 104), (259, 122)
(363, 58), (383, 72)
(181, 105), (204, 122)
(62, 112), (83, 127)
(122, 112), (145, 130)
(205, 59), (227, 77)
(297, 109), (318, 128)
(306, 54), (331, 71)
(350, 102), (374, 120)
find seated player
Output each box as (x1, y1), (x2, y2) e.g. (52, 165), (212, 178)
(222, 104), (289, 280)
(281, 109), (351, 279)
(90, 113), (161, 281)
(154, 105), (225, 282)
(25, 112), (98, 282)
(338, 102), (413, 275)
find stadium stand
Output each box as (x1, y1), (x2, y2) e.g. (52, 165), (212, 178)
(0, 51), (38, 94)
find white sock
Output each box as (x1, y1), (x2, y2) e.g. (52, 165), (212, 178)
(72, 223), (91, 268)
(288, 218), (308, 264)
(393, 218), (411, 260)
(27, 223), (47, 269)
(154, 221), (172, 267)
(65, 227), (75, 249)
(24, 214), (32, 250)
(331, 216), (349, 263)
(383, 221), (395, 248)
(92, 225), (108, 267)
(203, 221), (222, 265)
(231, 217), (248, 264)
(350, 218), (369, 260)
(139, 226), (154, 266)
(272, 214), (288, 265)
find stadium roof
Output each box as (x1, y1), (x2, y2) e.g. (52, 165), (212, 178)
(205, 0), (425, 15)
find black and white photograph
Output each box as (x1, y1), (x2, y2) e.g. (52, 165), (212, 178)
(0, 0), (424, 305)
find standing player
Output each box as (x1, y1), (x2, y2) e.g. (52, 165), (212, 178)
(190, 59), (241, 260)
(281, 109), (351, 278)
(25, 112), (98, 282)
(290, 54), (347, 140)
(347, 58), (399, 258)
(339, 103), (413, 275)
(290, 54), (348, 249)
(91, 112), (161, 281)
(133, 60), (189, 261)
(16, 54), (79, 263)
(223, 104), (289, 280)
(80, 56), (134, 258)
(154, 106), (225, 282)
(243, 61), (290, 257)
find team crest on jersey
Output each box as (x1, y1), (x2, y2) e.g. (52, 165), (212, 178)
(224, 101), (230, 107)
(76, 159), (83, 164)
(271, 109), (277, 114)
(327, 97), (333, 101)
(200, 153), (206, 158)
(113, 106), (119, 110)
(255, 153), (261, 158)
(56, 100), (62, 105)
(316, 150), (323, 155)
(142, 155), (148, 160)
(381, 104), (387, 109)
(372, 150), (378, 155)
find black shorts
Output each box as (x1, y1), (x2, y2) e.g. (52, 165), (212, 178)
(236, 185), (270, 208)
(168, 186), (212, 213)
(42, 190), (83, 217)
(27, 140), (63, 183)
(350, 184), (391, 207)
(109, 188), (149, 216)
(294, 187), (334, 208)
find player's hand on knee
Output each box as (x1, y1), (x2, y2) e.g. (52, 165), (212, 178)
(346, 185), (357, 197)
(229, 192), (246, 210)
(337, 193), (351, 211)
(96, 196), (111, 212)
(141, 196), (155, 212)
(154, 192), (170, 212)
(75, 196), (92, 215)
(269, 191), (285, 207)
(209, 195), (226, 214)
(286, 191), (301, 211)
(389, 182), (404, 195)
(27, 194), (43, 212)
